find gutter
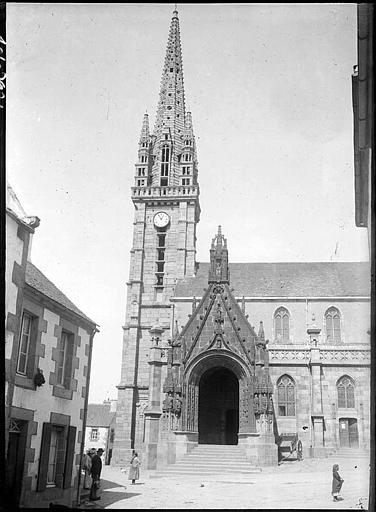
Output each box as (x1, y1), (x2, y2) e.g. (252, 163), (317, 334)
(76, 326), (99, 507)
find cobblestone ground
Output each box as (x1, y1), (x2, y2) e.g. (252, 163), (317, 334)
(79, 455), (370, 510)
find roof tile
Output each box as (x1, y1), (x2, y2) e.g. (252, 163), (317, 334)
(175, 262), (370, 298)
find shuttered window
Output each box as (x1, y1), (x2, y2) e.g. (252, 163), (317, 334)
(37, 423), (77, 492)
(337, 376), (355, 408)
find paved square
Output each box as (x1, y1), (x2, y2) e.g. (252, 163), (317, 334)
(79, 455), (369, 509)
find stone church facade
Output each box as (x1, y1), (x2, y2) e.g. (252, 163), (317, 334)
(112, 9), (370, 469)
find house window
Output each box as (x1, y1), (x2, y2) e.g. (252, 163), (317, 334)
(277, 375), (295, 416)
(47, 426), (66, 486)
(17, 312), (34, 375)
(56, 331), (73, 388)
(182, 178), (190, 186)
(90, 428), (99, 441)
(325, 307), (341, 343)
(274, 307), (290, 342)
(337, 376), (355, 408)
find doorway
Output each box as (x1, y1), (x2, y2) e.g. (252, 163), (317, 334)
(198, 367), (239, 445)
(339, 418), (359, 448)
(6, 419), (28, 508)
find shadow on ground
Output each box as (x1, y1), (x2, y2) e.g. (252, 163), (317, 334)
(80, 478), (142, 508)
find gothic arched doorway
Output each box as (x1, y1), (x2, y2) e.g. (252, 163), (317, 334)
(198, 367), (239, 445)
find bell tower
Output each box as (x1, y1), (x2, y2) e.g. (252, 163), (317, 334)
(112, 8), (201, 465)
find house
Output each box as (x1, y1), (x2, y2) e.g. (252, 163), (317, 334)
(84, 400), (117, 465)
(5, 184), (98, 508)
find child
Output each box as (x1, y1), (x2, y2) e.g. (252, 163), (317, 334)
(332, 464), (344, 501)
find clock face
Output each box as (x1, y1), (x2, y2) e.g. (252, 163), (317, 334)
(153, 211), (170, 228)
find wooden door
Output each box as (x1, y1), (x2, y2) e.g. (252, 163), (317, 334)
(348, 419), (359, 448)
(339, 419), (349, 447)
(6, 420), (27, 507)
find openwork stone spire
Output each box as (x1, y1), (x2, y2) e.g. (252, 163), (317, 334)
(149, 8), (198, 187)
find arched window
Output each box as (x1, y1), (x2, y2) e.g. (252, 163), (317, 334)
(337, 376), (355, 408)
(277, 375), (295, 416)
(325, 307), (341, 343)
(274, 307), (290, 342)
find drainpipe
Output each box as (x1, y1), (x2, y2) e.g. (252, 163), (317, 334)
(76, 326), (98, 507)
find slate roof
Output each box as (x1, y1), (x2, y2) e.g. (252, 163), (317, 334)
(174, 262), (370, 298)
(25, 261), (97, 325)
(87, 404), (116, 427)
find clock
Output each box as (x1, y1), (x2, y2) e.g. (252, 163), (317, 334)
(153, 211), (170, 228)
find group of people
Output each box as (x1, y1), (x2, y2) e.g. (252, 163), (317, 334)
(82, 447), (105, 501)
(82, 448), (141, 502)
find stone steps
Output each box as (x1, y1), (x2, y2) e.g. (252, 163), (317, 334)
(330, 449), (369, 459)
(152, 444), (261, 477)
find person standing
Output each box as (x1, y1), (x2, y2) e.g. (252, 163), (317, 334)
(89, 448), (104, 501)
(128, 452), (141, 484)
(83, 449), (93, 490)
(332, 464), (344, 501)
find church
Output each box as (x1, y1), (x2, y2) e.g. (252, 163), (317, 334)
(112, 9), (370, 470)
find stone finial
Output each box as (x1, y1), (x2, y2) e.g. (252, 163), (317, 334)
(258, 321), (265, 342)
(139, 112), (150, 143)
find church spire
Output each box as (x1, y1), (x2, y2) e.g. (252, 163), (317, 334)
(149, 8), (198, 188)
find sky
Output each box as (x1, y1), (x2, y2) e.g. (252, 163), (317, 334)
(6, 3), (368, 404)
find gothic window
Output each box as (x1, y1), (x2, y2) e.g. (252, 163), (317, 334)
(274, 307), (290, 342)
(337, 376), (355, 408)
(277, 375), (295, 416)
(325, 307), (341, 343)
